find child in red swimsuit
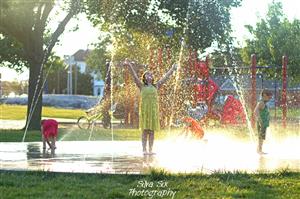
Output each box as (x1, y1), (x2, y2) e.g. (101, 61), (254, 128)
(41, 119), (58, 150)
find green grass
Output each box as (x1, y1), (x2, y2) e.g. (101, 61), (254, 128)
(1, 105), (299, 121)
(0, 128), (180, 142)
(208, 123), (300, 140)
(0, 170), (299, 199)
(0, 130), (42, 142)
(1, 122), (298, 142)
(270, 108), (300, 119)
(0, 104), (85, 120)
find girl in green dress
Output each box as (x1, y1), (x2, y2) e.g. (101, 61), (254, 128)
(124, 59), (177, 155)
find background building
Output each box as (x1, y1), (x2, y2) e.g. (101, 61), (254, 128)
(64, 49), (105, 97)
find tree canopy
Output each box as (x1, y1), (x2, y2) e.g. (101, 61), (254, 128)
(241, 1), (300, 83)
(0, 0), (81, 130)
(84, 0), (242, 86)
(83, 0), (243, 127)
(85, 0), (241, 51)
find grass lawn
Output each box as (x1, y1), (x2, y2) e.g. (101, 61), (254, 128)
(0, 123), (298, 142)
(0, 170), (299, 199)
(0, 126), (262, 142)
(0, 128), (177, 142)
(0, 104), (85, 120)
(1, 104), (300, 121)
(270, 108), (300, 119)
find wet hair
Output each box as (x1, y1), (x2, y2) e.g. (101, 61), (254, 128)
(261, 89), (273, 97)
(142, 71), (155, 86)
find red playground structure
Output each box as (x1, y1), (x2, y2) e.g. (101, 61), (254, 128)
(221, 95), (246, 124)
(187, 52), (288, 128)
(191, 58), (246, 125)
(124, 47), (288, 128)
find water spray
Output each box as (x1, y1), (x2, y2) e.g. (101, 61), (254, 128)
(168, 0), (193, 130)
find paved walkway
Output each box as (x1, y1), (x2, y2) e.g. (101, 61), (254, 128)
(0, 118), (123, 129)
(0, 118), (78, 130)
(0, 120), (26, 130)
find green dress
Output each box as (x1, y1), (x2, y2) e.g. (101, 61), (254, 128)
(139, 85), (160, 131)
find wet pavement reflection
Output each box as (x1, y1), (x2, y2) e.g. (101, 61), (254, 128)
(0, 137), (299, 174)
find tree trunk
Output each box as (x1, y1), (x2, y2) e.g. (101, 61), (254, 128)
(0, 0), (80, 130)
(25, 61), (44, 130)
(23, 3), (78, 130)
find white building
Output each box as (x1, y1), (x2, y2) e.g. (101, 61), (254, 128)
(64, 49), (105, 97)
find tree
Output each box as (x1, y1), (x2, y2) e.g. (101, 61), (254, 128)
(46, 65), (93, 95)
(86, 35), (111, 79)
(209, 40), (244, 76)
(0, 0), (81, 130)
(85, 0), (241, 50)
(1, 80), (28, 96)
(84, 0), (242, 127)
(0, 36), (27, 72)
(241, 1), (300, 83)
(43, 54), (67, 94)
(84, 0), (243, 86)
(84, 0), (243, 82)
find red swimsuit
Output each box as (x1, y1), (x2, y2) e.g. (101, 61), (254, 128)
(42, 119), (58, 139)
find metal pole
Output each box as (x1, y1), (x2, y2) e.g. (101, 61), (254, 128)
(67, 71), (70, 94)
(124, 70), (129, 125)
(74, 65), (77, 95)
(282, 55), (287, 128)
(205, 55), (210, 112)
(65, 55), (71, 95)
(69, 61), (72, 95)
(274, 81), (277, 120)
(0, 73), (2, 98)
(57, 71), (60, 94)
(67, 64), (69, 94)
(193, 50), (198, 106)
(251, 54), (257, 128)
(149, 48), (154, 70)
(166, 44), (171, 66)
(158, 47), (163, 74)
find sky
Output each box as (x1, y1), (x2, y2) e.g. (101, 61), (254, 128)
(230, 0), (300, 46)
(1, 0), (300, 82)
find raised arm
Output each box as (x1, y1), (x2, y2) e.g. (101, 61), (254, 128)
(156, 63), (178, 89)
(124, 59), (143, 89)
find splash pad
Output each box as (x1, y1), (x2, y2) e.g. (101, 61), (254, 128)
(1, 130), (299, 174)
(14, 20), (297, 175)
(10, 48), (298, 175)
